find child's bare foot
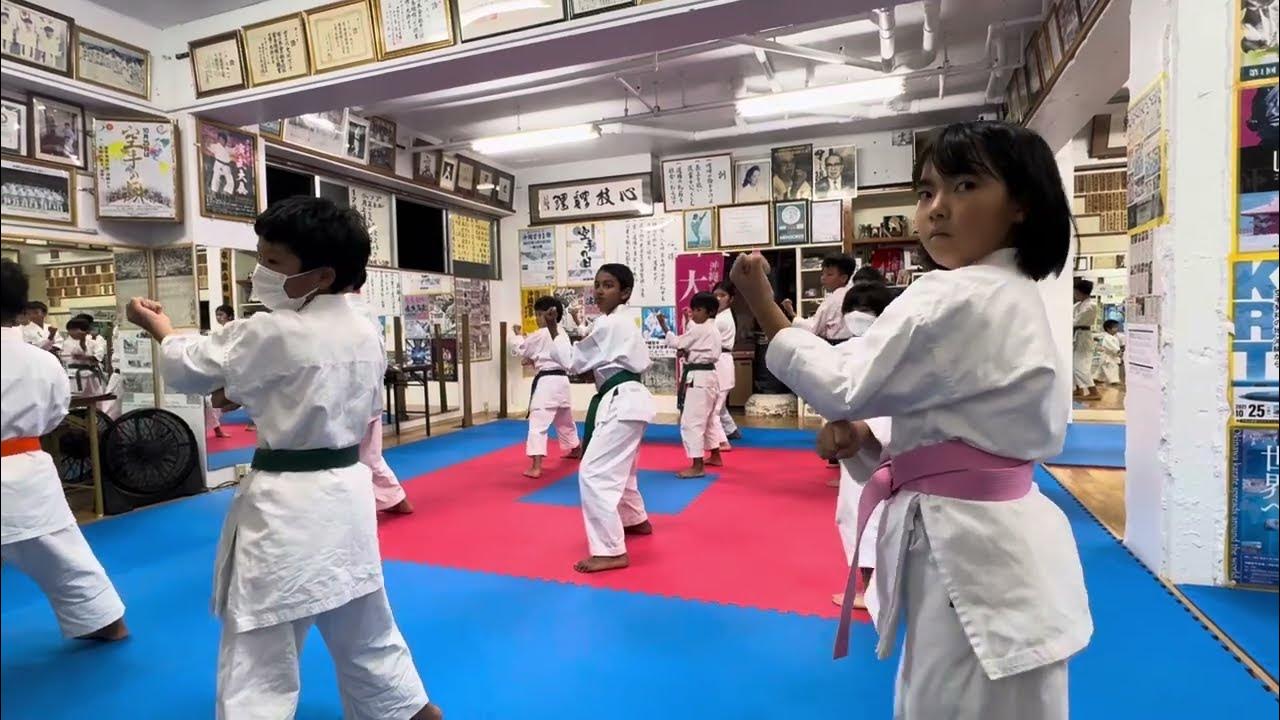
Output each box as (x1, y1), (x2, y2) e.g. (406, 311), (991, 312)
(78, 617), (128, 641)
(676, 467), (705, 478)
(706, 449), (723, 467)
(719, 443), (733, 452)
(831, 592), (843, 607)
(573, 554), (629, 573)
(564, 447), (583, 460)
(624, 520), (652, 535)
(523, 467), (542, 478)
(384, 498), (414, 514)
(411, 703), (444, 720)
(214, 429), (229, 438)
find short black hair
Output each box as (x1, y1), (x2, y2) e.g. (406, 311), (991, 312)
(72, 312), (94, 322)
(713, 281), (736, 297)
(25, 300), (47, 313)
(690, 291), (719, 315)
(842, 283), (894, 316)
(913, 121), (1071, 281)
(215, 304), (234, 317)
(851, 265), (887, 286)
(822, 254), (856, 279)
(1, 259), (29, 324)
(1075, 278), (1094, 295)
(1103, 319), (1121, 331)
(597, 263), (635, 293)
(533, 295), (564, 322)
(254, 196), (370, 295)
(66, 318), (91, 332)
(350, 268), (368, 293)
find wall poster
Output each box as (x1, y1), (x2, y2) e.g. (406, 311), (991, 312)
(1231, 257), (1278, 425)
(529, 173), (653, 225)
(152, 246), (198, 329)
(1237, 86), (1279, 254)
(661, 154), (732, 212)
(1125, 76), (1167, 233)
(519, 227), (556, 286)
(350, 185), (394, 266)
(1229, 427), (1278, 586)
(1237, 0), (1279, 83)
(450, 213), (492, 266)
(564, 222), (605, 284)
(93, 118), (182, 220)
(674, 252), (724, 334)
(618, 215), (679, 306)
(455, 277), (492, 362)
(364, 267), (403, 317)
(520, 285), (553, 334)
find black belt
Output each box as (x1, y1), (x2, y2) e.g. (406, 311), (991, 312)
(721, 347), (733, 353)
(825, 337), (846, 346)
(527, 369), (568, 418)
(251, 446), (360, 472)
(677, 363), (717, 412)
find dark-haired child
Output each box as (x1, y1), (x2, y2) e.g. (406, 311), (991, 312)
(21, 300), (56, 350)
(781, 253), (856, 342)
(511, 295), (581, 478)
(546, 263), (654, 574)
(1072, 278), (1101, 401)
(1096, 319), (1125, 386)
(731, 121), (1091, 718)
(711, 282), (741, 448)
(62, 316), (104, 396)
(657, 291), (723, 478)
(126, 197), (441, 720)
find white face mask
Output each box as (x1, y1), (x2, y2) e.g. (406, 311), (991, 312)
(250, 264), (318, 312)
(844, 310), (876, 337)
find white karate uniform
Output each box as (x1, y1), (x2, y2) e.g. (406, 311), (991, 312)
(766, 249), (1091, 719)
(348, 294), (406, 512)
(1095, 333), (1123, 385)
(712, 308), (738, 441)
(21, 321), (56, 350)
(1071, 298), (1098, 392)
(62, 335), (105, 397)
(665, 321), (721, 459)
(511, 327), (579, 457)
(551, 312), (654, 558)
(1, 325), (125, 638)
(157, 295), (429, 720)
(792, 285), (852, 341)
(834, 415), (891, 571)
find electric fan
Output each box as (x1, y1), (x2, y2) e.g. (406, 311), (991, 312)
(100, 408), (205, 515)
(40, 407), (115, 488)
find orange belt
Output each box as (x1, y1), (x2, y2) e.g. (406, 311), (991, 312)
(0, 437), (42, 457)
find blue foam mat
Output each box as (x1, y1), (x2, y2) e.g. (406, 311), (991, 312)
(522, 469), (716, 513)
(1178, 584), (1279, 683)
(1048, 422), (1125, 468)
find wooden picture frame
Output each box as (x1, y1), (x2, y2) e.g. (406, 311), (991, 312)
(474, 164), (497, 203)
(660, 153), (733, 211)
(1055, 0), (1083, 55)
(188, 31), (248, 97)
(93, 117), (183, 222)
(682, 206), (717, 251)
(569, 0), (635, 18)
(258, 119), (283, 140)
(455, 155), (477, 196)
(495, 171), (515, 210)
(372, 0), (455, 59)
(455, 0), (567, 42)
(74, 28), (150, 99)
(196, 119), (260, 223)
(438, 154), (457, 191)
(242, 13), (310, 87)
(1025, 31), (1045, 99)
(1043, 7), (1064, 75)
(717, 202), (771, 249)
(412, 145), (440, 186)
(1, 0), (73, 77)
(1088, 112), (1127, 159)
(1, 156), (76, 225)
(28, 94), (84, 168)
(527, 172), (653, 225)
(305, 0), (378, 74)
(345, 114), (371, 164)
(773, 199), (810, 246)
(366, 115), (397, 173)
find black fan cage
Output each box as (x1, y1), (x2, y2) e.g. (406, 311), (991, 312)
(40, 408), (115, 487)
(102, 408), (199, 496)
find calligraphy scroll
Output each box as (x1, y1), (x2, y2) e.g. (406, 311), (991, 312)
(375, 0), (454, 58)
(529, 173), (653, 225)
(450, 213), (492, 266)
(564, 223), (605, 284)
(364, 268), (402, 316)
(349, 185), (393, 266)
(661, 154), (732, 212)
(615, 215), (679, 306)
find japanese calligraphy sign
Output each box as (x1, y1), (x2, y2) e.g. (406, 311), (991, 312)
(674, 252), (724, 334)
(529, 173), (653, 225)
(305, 0), (377, 73)
(374, 0), (455, 59)
(661, 154), (732, 212)
(519, 227), (556, 286)
(364, 268), (402, 316)
(349, 185), (393, 266)
(1230, 427), (1279, 586)
(617, 215), (679, 306)
(1231, 258), (1278, 424)
(188, 31), (247, 97)
(450, 213), (492, 266)
(564, 223), (605, 284)
(242, 13), (310, 87)
(93, 118), (181, 221)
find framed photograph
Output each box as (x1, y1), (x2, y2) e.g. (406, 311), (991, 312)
(456, 155), (476, 195)
(74, 28), (150, 99)
(188, 32), (247, 97)
(882, 214), (908, 238)
(1, 156), (75, 225)
(1, 0), (73, 77)
(438, 154), (457, 191)
(345, 114), (370, 163)
(475, 165), (496, 202)
(812, 144), (857, 199)
(93, 118), (182, 221)
(528, 172), (653, 225)
(242, 13), (310, 87)
(306, 0), (378, 74)
(197, 120), (259, 223)
(283, 110), (347, 158)
(718, 202), (771, 249)
(258, 119), (283, 139)
(455, 0), (566, 42)
(683, 207), (717, 251)
(774, 199), (809, 246)
(29, 95), (83, 168)
(1042, 13), (1063, 78)
(1024, 34), (1044, 100)
(1, 97), (27, 155)
(1057, 0), (1082, 51)
(661, 153), (732, 211)
(366, 116), (397, 173)
(734, 157), (770, 202)
(771, 144), (812, 200)
(570, 0), (634, 17)
(413, 146), (440, 185)
(372, 0), (454, 59)
(811, 199), (842, 245)
(495, 171), (514, 210)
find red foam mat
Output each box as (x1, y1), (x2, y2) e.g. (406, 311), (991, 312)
(378, 441), (869, 620)
(206, 424), (257, 453)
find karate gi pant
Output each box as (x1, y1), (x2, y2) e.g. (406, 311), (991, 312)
(103, 372), (122, 419)
(1097, 361), (1121, 385)
(527, 406), (579, 458)
(205, 400), (223, 432)
(217, 587), (429, 720)
(679, 373), (720, 459)
(715, 393), (738, 438)
(1, 523), (125, 637)
(360, 415), (406, 511)
(1071, 339), (1095, 392)
(893, 511), (1068, 720)
(579, 419), (648, 557)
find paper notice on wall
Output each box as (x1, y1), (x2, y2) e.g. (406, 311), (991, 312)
(616, 214), (680, 306)
(1125, 323), (1159, 386)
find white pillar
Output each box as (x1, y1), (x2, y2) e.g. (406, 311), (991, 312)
(1122, 0), (1234, 585)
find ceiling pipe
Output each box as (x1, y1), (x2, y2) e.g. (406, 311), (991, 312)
(903, 0), (941, 70)
(983, 15), (1042, 59)
(872, 6), (896, 73)
(730, 35), (882, 71)
(981, 15), (1042, 102)
(984, 28), (1007, 100)
(753, 49), (784, 93)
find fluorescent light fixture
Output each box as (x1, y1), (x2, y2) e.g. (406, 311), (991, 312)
(736, 76), (905, 118)
(471, 124), (600, 155)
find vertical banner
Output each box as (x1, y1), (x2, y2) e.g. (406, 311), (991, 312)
(1126, 75), (1168, 233)
(674, 253), (724, 334)
(1230, 427), (1279, 586)
(619, 215), (680, 306)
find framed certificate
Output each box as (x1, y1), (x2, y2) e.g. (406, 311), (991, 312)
(188, 31), (247, 97)
(306, 0), (378, 74)
(569, 0), (634, 18)
(716, 202), (771, 249)
(373, 0), (454, 59)
(242, 13), (310, 86)
(455, 0), (566, 42)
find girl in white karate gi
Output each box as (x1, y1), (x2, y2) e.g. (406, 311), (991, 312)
(1095, 319), (1125, 386)
(657, 291), (723, 478)
(511, 295), (582, 478)
(711, 282), (740, 449)
(126, 197), (441, 720)
(1, 259), (128, 643)
(545, 263), (654, 574)
(730, 122), (1092, 720)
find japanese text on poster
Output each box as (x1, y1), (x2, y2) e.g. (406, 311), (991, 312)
(618, 216), (680, 306)
(451, 213), (492, 266)
(1126, 76), (1167, 233)
(674, 253), (723, 334)
(519, 227), (556, 286)
(1232, 258), (1279, 424)
(350, 185), (393, 266)
(564, 223), (605, 284)
(534, 175), (649, 223)
(662, 155), (733, 211)
(1230, 427), (1279, 586)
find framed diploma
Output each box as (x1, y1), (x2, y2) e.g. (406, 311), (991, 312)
(373, 0), (454, 59)
(242, 13), (310, 87)
(188, 32), (248, 97)
(455, 0), (566, 42)
(569, 0), (634, 18)
(305, 0), (378, 74)
(717, 202), (771, 249)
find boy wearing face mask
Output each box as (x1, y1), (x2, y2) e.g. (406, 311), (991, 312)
(125, 197), (441, 720)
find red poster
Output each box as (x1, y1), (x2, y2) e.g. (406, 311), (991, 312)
(674, 252), (724, 333)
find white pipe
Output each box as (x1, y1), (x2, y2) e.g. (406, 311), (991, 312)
(983, 15), (1042, 59)
(984, 27), (1008, 100)
(903, 0), (941, 70)
(873, 6), (896, 73)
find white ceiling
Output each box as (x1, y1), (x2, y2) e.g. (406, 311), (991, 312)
(91, 0), (262, 28)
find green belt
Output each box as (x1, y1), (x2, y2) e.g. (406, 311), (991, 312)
(677, 363), (716, 412)
(527, 369), (568, 419)
(582, 370), (643, 451)
(251, 445), (361, 472)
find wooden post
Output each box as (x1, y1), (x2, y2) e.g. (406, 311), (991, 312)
(87, 407), (104, 517)
(432, 323), (447, 412)
(498, 321), (509, 419)
(393, 316), (407, 422)
(460, 314), (473, 428)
